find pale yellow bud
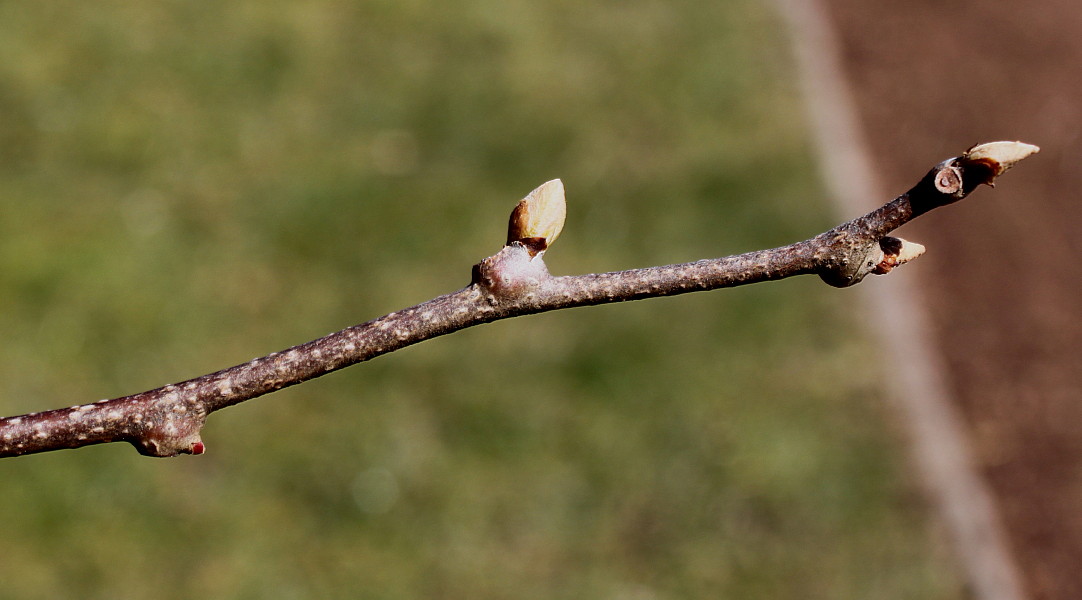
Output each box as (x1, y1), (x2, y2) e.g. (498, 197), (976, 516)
(961, 141), (1040, 186)
(506, 179), (566, 253)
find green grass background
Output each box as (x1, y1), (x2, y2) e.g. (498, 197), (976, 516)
(0, 1), (962, 598)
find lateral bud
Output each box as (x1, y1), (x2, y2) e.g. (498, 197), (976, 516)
(506, 179), (566, 256)
(872, 236), (926, 275)
(819, 236), (927, 287)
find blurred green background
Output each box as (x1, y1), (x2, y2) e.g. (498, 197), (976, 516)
(0, 1), (961, 598)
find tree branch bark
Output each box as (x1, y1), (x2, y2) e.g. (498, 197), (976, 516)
(0, 142), (1037, 459)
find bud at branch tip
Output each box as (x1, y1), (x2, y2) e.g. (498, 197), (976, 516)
(961, 141), (1040, 186)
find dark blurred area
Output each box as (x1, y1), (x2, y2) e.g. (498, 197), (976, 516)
(821, 0), (1082, 597)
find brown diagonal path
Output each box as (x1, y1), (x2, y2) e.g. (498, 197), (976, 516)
(819, 1), (1082, 598)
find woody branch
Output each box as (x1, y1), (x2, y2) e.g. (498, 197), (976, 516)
(0, 142), (1038, 459)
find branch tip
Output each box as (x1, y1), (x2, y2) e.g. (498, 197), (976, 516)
(960, 141), (1040, 186)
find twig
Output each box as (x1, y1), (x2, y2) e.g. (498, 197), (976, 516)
(0, 142), (1038, 458)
